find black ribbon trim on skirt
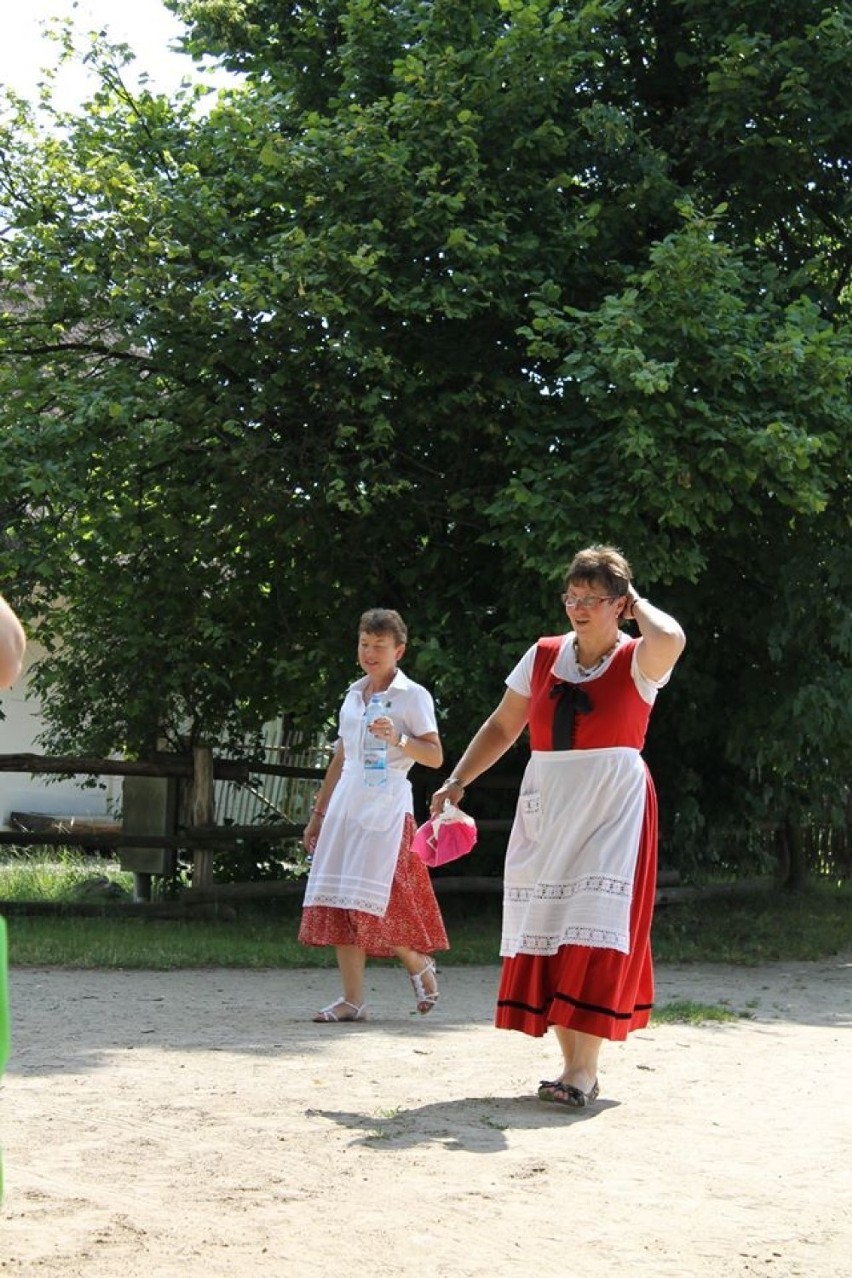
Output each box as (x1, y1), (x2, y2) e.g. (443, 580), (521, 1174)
(497, 993), (653, 1021)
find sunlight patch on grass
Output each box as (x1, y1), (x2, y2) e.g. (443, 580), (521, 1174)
(652, 999), (744, 1025)
(0, 850), (133, 902)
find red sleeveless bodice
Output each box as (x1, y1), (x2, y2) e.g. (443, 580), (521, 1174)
(528, 635), (651, 752)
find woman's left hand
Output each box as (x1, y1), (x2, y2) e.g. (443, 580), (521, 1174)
(430, 778), (463, 816)
(368, 714), (397, 743)
(622, 586), (643, 621)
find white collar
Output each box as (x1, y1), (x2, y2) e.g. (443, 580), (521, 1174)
(349, 667), (411, 695)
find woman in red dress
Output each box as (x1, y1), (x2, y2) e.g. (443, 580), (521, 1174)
(431, 546), (686, 1106)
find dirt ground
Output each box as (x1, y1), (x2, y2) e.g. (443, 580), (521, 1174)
(2, 955), (851, 1278)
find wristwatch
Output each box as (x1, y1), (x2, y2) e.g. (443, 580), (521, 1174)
(397, 733), (409, 750)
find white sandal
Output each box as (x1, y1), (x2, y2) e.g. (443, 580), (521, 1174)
(312, 998), (367, 1023)
(409, 959), (439, 1015)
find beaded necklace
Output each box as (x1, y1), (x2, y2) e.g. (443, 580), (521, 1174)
(572, 633), (621, 678)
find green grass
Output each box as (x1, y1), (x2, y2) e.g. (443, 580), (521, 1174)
(650, 879), (852, 964)
(4, 913), (315, 969)
(1, 853), (850, 970)
(651, 999), (744, 1026)
(0, 852), (134, 902)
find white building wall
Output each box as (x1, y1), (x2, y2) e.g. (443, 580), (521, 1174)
(0, 642), (120, 828)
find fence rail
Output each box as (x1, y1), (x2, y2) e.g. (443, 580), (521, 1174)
(0, 752), (323, 782)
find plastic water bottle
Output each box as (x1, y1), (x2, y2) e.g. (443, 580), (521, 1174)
(363, 694), (389, 788)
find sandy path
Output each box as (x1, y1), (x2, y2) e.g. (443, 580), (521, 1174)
(2, 957), (851, 1278)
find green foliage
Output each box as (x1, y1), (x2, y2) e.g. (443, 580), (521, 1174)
(0, 2), (850, 869)
(211, 833), (309, 883)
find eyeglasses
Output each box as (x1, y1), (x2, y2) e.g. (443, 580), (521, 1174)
(562, 593), (617, 610)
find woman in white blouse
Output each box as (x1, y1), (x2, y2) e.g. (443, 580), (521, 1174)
(300, 608), (447, 1023)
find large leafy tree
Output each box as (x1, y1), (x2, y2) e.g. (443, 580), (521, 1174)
(0, 1), (849, 867)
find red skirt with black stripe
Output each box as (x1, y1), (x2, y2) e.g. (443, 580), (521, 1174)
(494, 774), (658, 1040)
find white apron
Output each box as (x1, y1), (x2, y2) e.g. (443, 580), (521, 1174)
(302, 761), (410, 916)
(501, 747), (646, 957)
(303, 670), (436, 917)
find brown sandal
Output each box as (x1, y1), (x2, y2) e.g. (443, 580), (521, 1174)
(537, 1078), (600, 1107)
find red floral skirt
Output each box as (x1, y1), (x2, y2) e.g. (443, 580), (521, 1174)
(298, 814), (449, 958)
(495, 780), (658, 1041)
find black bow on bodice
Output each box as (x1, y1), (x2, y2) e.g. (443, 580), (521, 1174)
(549, 681), (592, 750)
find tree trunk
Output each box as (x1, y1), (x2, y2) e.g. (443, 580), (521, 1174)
(777, 815), (807, 892)
(191, 745), (215, 890)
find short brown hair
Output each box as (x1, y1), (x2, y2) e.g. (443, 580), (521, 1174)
(562, 545), (632, 598)
(358, 608), (408, 645)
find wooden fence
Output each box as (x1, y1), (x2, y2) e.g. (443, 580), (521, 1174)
(0, 750), (698, 922)
(7, 750), (842, 908)
(0, 749), (323, 897)
(0, 748), (527, 908)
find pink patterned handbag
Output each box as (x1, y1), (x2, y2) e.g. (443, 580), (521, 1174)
(412, 803), (478, 868)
